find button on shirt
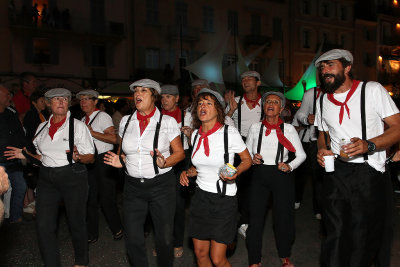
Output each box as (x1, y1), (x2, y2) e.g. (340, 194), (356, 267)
(226, 96), (262, 138)
(191, 125), (247, 196)
(80, 111), (114, 154)
(246, 122), (306, 171)
(119, 108), (180, 179)
(33, 111), (95, 167)
(314, 81), (399, 172)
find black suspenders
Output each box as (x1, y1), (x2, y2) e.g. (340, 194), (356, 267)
(256, 123), (284, 165)
(66, 117), (74, 166)
(238, 95), (244, 134)
(153, 114), (163, 175)
(180, 109), (185, 143)
(87, 111), (102, 155)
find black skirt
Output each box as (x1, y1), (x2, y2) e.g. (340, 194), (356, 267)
(188, 187), (238, 245)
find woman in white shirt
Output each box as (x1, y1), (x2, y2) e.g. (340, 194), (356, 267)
(6, 88), (95, 267)
(104, 79), (185, 267)
(245, 92), (306, 267)
(180, 88), (252, 267)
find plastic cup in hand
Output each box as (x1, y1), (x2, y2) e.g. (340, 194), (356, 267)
(323, 155), (335, 172)
(340, 138), (352, 158)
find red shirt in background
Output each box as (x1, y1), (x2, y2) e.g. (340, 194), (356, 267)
(12, 91), (31, 115)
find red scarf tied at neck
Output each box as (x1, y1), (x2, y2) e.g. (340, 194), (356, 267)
(192, 122), (222, 158)
(162, 107), (181, 123)
(137, 107), (156, 135)
(85, 109), (100, 125)
(244, 93), (261, 109)
(49, 116), (67, 140)
(327, 80), (360, 125)
(262, 118), (296, 152)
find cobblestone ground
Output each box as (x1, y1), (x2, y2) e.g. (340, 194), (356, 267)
(1, 176), (400, 267)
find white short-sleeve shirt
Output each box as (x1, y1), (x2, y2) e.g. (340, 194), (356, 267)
(295, 88), (321, 141)
(246, 122), (306, 171)
(314, 81), (399, 172)
(191, 125), (247, 196)
(80, 110), (114, 154)
(33, 111), (95, 167)
(119, 108), (180, 179)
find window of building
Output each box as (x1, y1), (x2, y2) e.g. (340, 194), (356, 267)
(251, 14), (261, 35)
(91, 0), (105, 33)
(33, 37), (50, 64)
(321, 2), (330, 18)
(301, 0), (311, 15)
(364, 28), (371, 41)
(176, 1), (188, 28)
(339, 6), (347, 20)
(272, 17), (282, 40)
(227, 10), (238, 34)
(339, 34), (346, 47)
(145, 48), (160, 69)
(146, 0), (159, 24)
(302, 30), (310, 48)
(363, 52), (372, 67)
(203, 6), (214, 32)
(322, 32), (330, 44)
(92, 43), (106, 67)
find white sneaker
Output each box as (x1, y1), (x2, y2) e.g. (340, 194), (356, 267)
(294, 202), (301, 210)
(23, 201), (35, 214)
(238, 224), (248, 238)
(315, 213), (322, 220)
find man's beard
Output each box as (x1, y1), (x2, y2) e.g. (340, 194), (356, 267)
(320, 71), (346, 94)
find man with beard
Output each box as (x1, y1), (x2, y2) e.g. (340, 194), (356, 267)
(314, 49), (400, 267)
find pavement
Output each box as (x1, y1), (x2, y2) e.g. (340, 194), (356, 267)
(1, 175), (400, 267)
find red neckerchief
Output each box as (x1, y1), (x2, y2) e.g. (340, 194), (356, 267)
(316, 87), (322, 99)
(137, 107), (156, 136)
(162, 107), (181, 123)
(327, 80), (360, 125)
(262, 118), (296, 152)
(243, 93), (261, 109)
(85, 109), (100, 125)
(49, 116), (67, 140)
(192, 122), (223, 158)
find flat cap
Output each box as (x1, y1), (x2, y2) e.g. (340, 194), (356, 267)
(197, 88), (225, 108)
(161, 84), (179, 95)
(261, 91), (286, 108)
(191, 79), (209, 89)
(44, 88), (71, 100)
(315, 49), (353, 67)
(240, 71), (261, 80)
(129, 79), (161, 94)
(76, 89), (99, 99)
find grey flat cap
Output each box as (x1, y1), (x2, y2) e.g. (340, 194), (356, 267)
(129, 79), (161, 94)
(76, 89), (99, 99)
(191, 79), (209, 89)
(197, 88), (225, 108)
(315, 49), (353, 67)
(261, 91), (286, 108)
(161, 84), (179, 95)
(240, 71), (261, 80)
(44, 88), (71, 100)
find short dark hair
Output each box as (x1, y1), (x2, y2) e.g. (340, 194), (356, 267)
(114, 98), (128, 111)
(30, 91), (44, 103)
(191, 93), (225, 129)
(19, 72), (36, 87)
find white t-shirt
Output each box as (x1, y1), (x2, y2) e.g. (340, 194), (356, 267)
(295, 87), (321, 142)
(191, 125), (247, 196)
(226, 96), (262, 137)
(314, 81), (399, 172)
(246, 122), (306, 171)
(33, 111), (95, 167)
(80, 110), (114, 154)
(119, 108), (181, 179)
(292, 112), (310, 143)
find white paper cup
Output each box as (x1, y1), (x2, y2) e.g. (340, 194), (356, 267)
(324, 155), (335, 172)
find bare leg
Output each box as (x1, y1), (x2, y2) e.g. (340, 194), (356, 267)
(210, 240), (231, 267)
(193, 238), (212, 267)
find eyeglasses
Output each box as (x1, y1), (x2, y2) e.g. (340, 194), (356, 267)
(53, 96), (69, 102)
(79, 97), (95, 102)
(265, 100), (280, 106)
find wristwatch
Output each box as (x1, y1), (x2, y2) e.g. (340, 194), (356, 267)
(366, 140), (376, 153)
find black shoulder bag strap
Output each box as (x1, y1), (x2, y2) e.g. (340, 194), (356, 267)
(275, 123), (284, 165)
(66, 117), (74, 166)
(152, 114), (163, 175)
(238, 95), (244, 134)
(180, 109), (185, 143)
(33, 121), (49, 141)
(119, 113), (134, 174)
(217, 125), (229, 197)
(257, 124), (264, 154)
(87, 111), (102, 155)
(361, 81), (368, 161)
(319, 93), (331, 150)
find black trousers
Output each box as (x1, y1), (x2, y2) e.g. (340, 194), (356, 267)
(321, 160), (386, 267)
(295, 141), (323, 214)
(87, 152), (123, 240)
(173, 149), (192, 247)
(36, 164), (89, 267)
(246, 165), (295, 264)
(124, 170), (176, 267)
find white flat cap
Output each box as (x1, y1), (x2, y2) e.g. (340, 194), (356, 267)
(191, 79), (209, 89)
(76, 89), (99, 99)
(240, 71), (261, 80)
(44, 88), (71, 100)
(261, 91), (286, 108)
(129, 79), (161, 94)
(315, 49), (353, 67)
(161, 84), (179, 95)
(197, 88), (225, 108)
